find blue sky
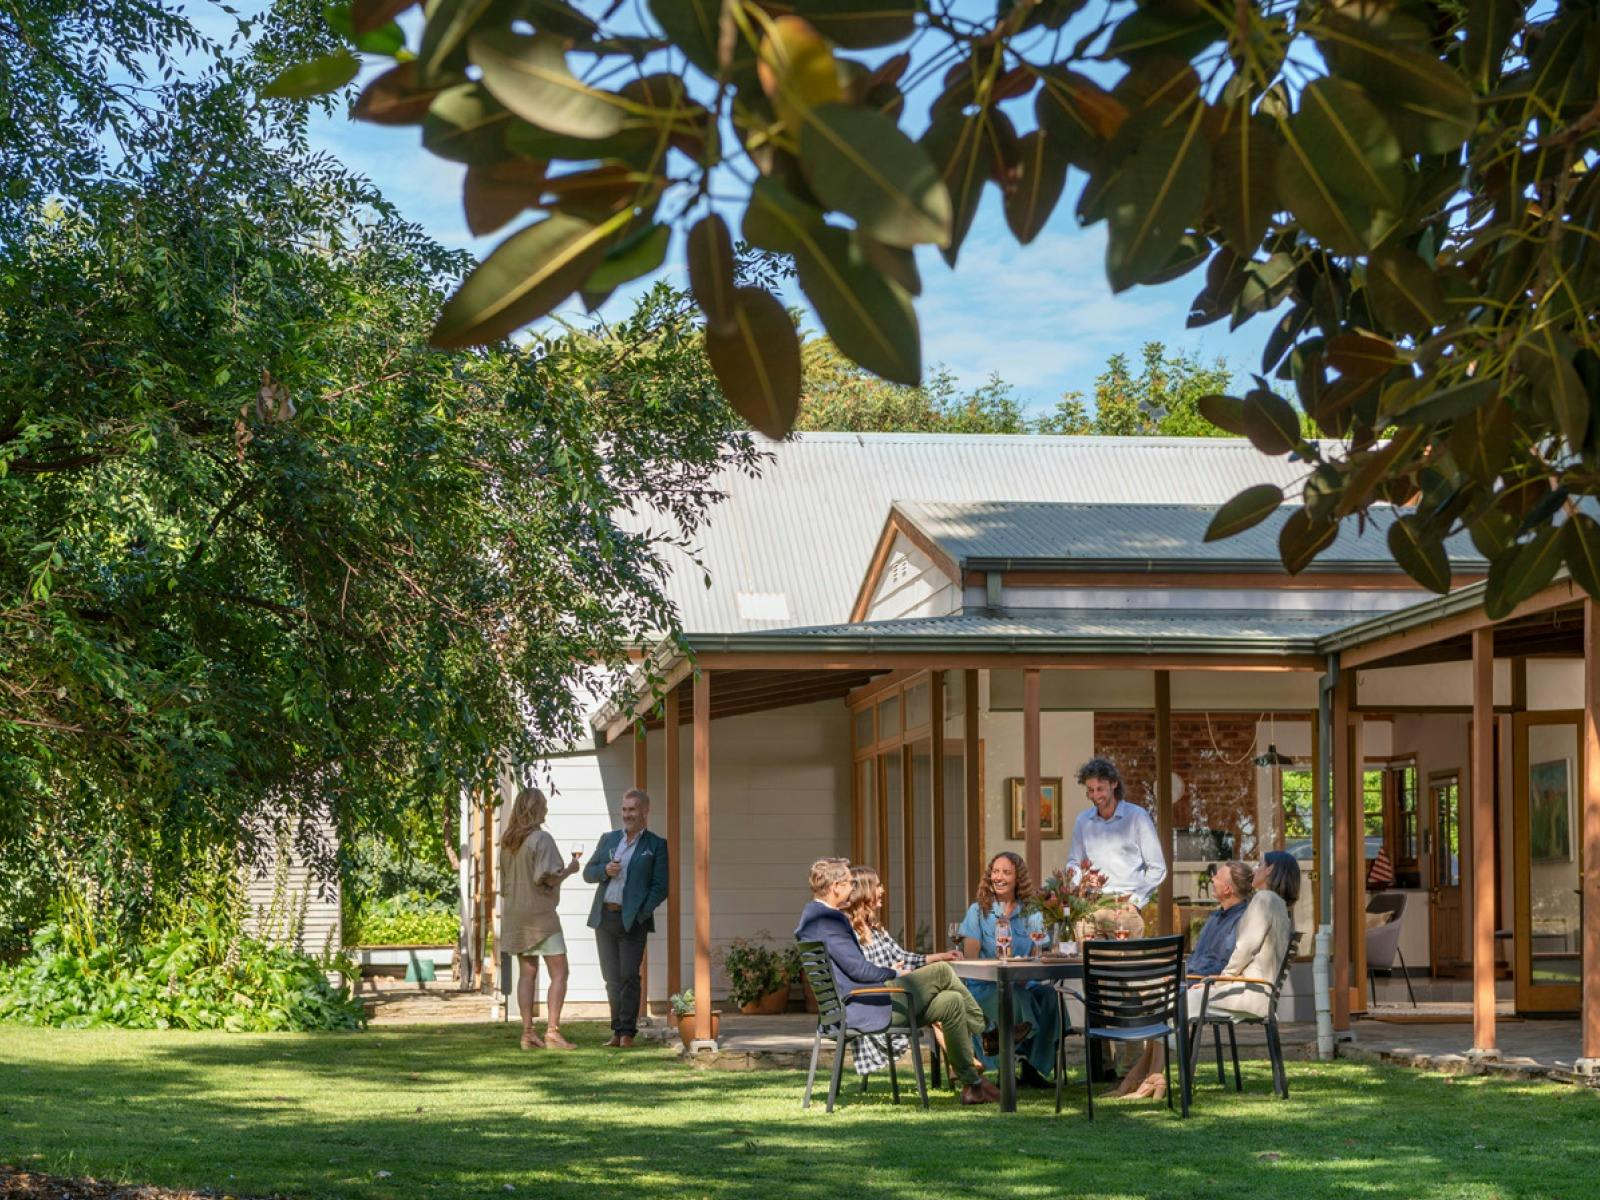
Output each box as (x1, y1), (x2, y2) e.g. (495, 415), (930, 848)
(279, 6), (1277, 416)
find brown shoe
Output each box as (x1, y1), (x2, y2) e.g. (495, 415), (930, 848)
(961, 1080), (999, 1105)
(605, 1035), (622, 1047)
(618, 1034), (636, 1047)
(981, 1023), (1032, 1055)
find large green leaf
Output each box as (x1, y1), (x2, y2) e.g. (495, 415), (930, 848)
(687, 214), (737, 333)
(704, 287), (802, 439)
(1274, 78), (1402, 255)
(505, 121), (655, 165)
(1366, 248), (1444, 337)
(1326, 332), (1400, 380)
(418, 0), (494, 84)
(1004, 130), (1069, 245)
(1105, 6), (1221, 64)
(325, 2), (406, 55)
(470, 31), (628, 140)
(584, 222), (670, 292)
(1104, 104), (1210, 291)
(353, 0), (415, 36)
(792, 0), (918, 49)
(1384, 377), (1494, 427)
(1449, 399), (1513, 487)
(1484, 526), (1563, 620)
(1209, 109), (1277, 256)
(1561, 514), (1600, 601)
(647, 0), (724, 76)
(800, 103), (951, 248)
(261, 51), (360, 99)
(1312, 14), (1475, 155)
(1519, 328), (1590, 450)
(1034, 69), (1124, 169)
(741, 177), (824, 255)
(1196, 393), (1249, 436)
(463, 159), (546, 236)
(422, 83), (513, 164)
(1240, 388), (1301, 454)
(1204, 484), (1284, 542)
(1464, 0), (1517, 90)
(1279, 507), (1337, 574)
(353, 62), (448, 126)
(920, 107), (1015, 266)
(430, 211), (627, 347)
(1387, 514), (1451, 594)
(796, 227), (920, 385)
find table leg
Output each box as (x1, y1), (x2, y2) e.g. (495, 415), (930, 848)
(997, 974), (1016, 1113)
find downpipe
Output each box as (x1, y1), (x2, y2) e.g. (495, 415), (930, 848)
(1314, 925), (1335, 1060)
(1314, 654), (1337, 1060)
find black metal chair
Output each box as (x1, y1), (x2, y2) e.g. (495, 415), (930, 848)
(1051, 986), (1085, 1114)
(1187, 931), (1300, 1099)
(795, 940), (937, 1112)
(1079, 934), (1191, 1119)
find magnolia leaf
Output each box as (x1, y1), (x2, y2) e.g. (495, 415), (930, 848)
(470, 31), (630, 140)
(1105, 6), (1221, 64)
(1367, 248), (1444, 337)
(324, 2), (405, 55)
(1197, 393), (1249, 436)
(1519, 328), (1590, 450)
(353, 0), (416, 36)
(1312, 13), (1475, 155)
(1470, 507), (1515, 561)
(1279, 507), (1337, 574)
(430, 211), (627, 347)
(742, 176), (824, 255)
(1484, 526), (1563, 620)
(794, 0), (918, 49)
(1464, 0), (1517, 90)
(1385, 377), (1494, 428)
(705, 287), (802, 438)
(1326, 332), (1399, 379)
(1004, 129), (1069, 244)
(1387, 514), (1452, 594)
(1449, 399), (1513, 487)
(261, 51), (360, 99)
(1105, 105), (1211, 291)
(1240, 388), (1301, 454)
(1034, 69), (1124, 168)
(1274, 77), (1401, 254)
(353, 62), (447, 125)
(647, 0), (725, 75)
(520, 0), (599, 39)
(423, 83), (513, 164)
(1561, 514), (1600, 601)
(688, 214), (737, 333)
(758, 15), (842, 127)
(584, 223), (670, 292)
(1210, 110), (1277, 255)
(505, 121), (654, 165)
(792, 226), (921, 385)
(418, 0), (494, 84)
(1204, 484), (1284, 542)
(920, 107), (1015, 266)
(463, 159), (546, 236)
(859, 235), (921, 296)
(800, 103), (951, 248)
(540, 165), (661, 220)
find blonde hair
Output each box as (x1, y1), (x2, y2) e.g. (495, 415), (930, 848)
(500, 786), (548, 854)
(844, 865), (882, 940)
(809, 857), (850, 897)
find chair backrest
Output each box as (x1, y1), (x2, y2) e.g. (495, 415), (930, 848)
(1366, 891), (1407, 919)
(1365, 914), (1403, 967)
(795, 940), (848, 1030)
(1266, 932), (1302, 1020)
(1081, 934), (1184, 1029)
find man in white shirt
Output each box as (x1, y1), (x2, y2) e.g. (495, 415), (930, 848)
(1068, 757), (1168, 935)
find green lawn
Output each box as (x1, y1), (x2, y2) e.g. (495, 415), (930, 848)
(1, 1022), (1596, 1200)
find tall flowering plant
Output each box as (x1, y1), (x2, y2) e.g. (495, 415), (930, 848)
(1025, 863), (1115, 941)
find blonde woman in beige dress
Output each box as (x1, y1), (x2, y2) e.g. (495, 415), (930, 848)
(500, 786), (580, 1049)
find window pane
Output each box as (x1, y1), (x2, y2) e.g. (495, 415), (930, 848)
(1432, 776), (1460, 888)
(877, 695), (901, 740)
(1397, 766), (1419, 866)
(1362, 769), (1385, 855)
(853, 706), (873, 750)
(858, 759), (878, 871)
(905, 680), (930, 730)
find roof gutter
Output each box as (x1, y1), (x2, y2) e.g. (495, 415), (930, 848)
(1312, 573), (1519, 656)
(676, 629), (1323, 657)
(966, 557), (1473, 576)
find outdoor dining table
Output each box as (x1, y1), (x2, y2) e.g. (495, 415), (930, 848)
(951, 956), (1083, 1113)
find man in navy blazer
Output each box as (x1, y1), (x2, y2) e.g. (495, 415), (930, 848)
(795, 858), (996, 1104)
(584, 788), (669, 1046)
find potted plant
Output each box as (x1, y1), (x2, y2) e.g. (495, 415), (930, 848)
(720, 934), (800, 1015)
(670, 990), (720, 1046)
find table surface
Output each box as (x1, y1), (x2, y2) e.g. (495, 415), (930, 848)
(950, 957), (1083, 983)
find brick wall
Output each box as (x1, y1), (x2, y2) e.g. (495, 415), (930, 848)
(1092, 713), (1259, 858)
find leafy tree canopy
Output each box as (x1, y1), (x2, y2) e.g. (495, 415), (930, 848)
(0, 2), (755, 946)
(797, 338), (1032, 433)
(280, 0), (1600, 612)
(1039, 342), (1235, 436)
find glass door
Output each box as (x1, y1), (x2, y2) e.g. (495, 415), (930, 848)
(1428, 772), (1465, 975)
(1512, 713), (1583, 1013)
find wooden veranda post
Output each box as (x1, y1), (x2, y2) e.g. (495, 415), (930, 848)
(665, 687), (683, 1018)
(930, 671), (947, 948)
(633, 721), (649, 1023)
(1331, 671), (1353, 1031)
(964, 669), (981, 894)
(693, 670), (713, 1045)
(1350, 711), (1367, 1014)
(1023, 668), (1042, 882)
(1154, 671), (1174, 935)
(1471, 627), (1498, 1055)
(1585, 601), (1600, 1065)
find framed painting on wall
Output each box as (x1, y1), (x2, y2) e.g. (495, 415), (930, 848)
(1529, 757), (1574, 863)
(1007, 777), (1064, 840)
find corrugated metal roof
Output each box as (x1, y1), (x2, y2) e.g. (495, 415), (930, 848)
(894, 500), (1486, 571)
(622, 433), (1344, 634)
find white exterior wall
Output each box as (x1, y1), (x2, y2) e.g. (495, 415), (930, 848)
(536, 698), (852, 1006)
(865, 532), (961, 621)
(242, 813), (341, 957)
(987, 667), (1319, 711)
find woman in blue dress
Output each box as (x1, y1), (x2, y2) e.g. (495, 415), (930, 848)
(957, 851), (1061, 1084)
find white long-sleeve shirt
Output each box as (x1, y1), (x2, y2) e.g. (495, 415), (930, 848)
(1068, 800), (1168, 907)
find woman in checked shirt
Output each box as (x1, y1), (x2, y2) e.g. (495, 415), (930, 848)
(841, 865), (961, 1077)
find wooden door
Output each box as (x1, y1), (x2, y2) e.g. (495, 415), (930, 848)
(1428, 771), (1465, 975)
(1512, 712), (1584, 1013)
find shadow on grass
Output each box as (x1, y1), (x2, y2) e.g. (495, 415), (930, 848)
(2, 1022), (1596, 1200)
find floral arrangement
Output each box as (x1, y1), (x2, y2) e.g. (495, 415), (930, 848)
(1024, 863), (1116, 940)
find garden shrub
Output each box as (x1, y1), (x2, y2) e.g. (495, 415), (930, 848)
(345, 892), (458, 946)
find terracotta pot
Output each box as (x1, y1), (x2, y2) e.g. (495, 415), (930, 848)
(677, 1011), (722, 1046)
(739, 981), (790, 1015)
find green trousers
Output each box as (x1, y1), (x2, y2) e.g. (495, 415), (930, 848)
(891, 961), (987, 1085)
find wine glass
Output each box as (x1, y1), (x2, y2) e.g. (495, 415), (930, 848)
(1028, 928), (1049, 959)
(947, 922), (965, 955)
(995, 924), (1012, 961)
(1113, 927), (1132, 941)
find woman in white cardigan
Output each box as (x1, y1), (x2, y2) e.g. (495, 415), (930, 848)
(1202, 850), (1301, 1020)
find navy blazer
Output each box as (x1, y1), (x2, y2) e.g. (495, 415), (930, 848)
(794, 900), (896, 1033)
(583, 829), (669, 932)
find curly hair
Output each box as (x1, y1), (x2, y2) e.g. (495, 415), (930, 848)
(976, 851), (1034, 915)
(843, 865), (882, 940)
(1075, 756), (1125, 802)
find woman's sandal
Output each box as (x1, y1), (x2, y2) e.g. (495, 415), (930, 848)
(544, 1030), (575, 1050)
(520, 1031), (545, 1050)
(1134, 1073), (1168, 1101)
